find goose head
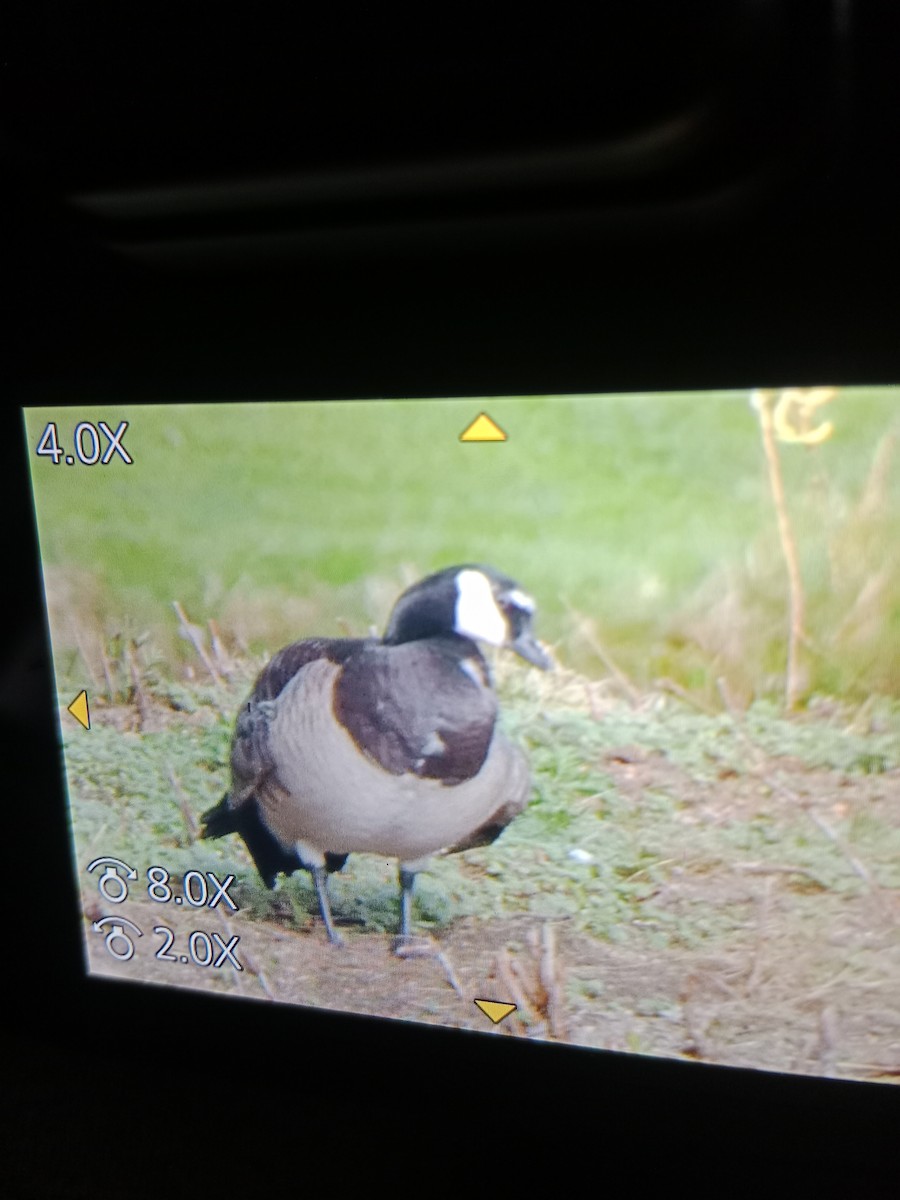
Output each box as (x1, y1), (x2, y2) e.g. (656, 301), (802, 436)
(383, 564), (551, 669)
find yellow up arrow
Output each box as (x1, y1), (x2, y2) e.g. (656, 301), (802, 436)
(460, 412), (507, 442)
(67, 690), (91, 730)
(474, 998), (517, 1025)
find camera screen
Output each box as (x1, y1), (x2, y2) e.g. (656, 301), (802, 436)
(23, 390), (900, 1084)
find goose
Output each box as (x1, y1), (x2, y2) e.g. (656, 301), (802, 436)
(200, 564), (550, 946)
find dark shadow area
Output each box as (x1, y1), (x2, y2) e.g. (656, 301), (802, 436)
(4, 4), (899, 1193)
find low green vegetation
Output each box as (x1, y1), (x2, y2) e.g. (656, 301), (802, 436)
(60, 665), (900, 950)
(33, 391), (899, 1078)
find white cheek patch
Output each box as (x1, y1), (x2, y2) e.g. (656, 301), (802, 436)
(455, 569), (507, 646)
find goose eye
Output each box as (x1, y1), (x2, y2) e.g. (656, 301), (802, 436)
(498, 587), (535, 616)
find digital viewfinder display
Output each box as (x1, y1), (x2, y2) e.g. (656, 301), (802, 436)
(23, 391), (900, 1084)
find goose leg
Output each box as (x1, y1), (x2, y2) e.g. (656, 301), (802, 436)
(392, 862), (463, 994)
(398, 865), (417, 940)
(311, 864), (344, 947)
(392, 860), (433, 955)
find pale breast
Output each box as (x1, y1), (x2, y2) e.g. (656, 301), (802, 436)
(258, 658), (530, 861)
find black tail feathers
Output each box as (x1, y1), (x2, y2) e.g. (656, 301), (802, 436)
(198, 793), (348, 888)
(200, 795), (237, 840)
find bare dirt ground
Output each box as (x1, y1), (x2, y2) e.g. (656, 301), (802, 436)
(82, 743), (900, 1086)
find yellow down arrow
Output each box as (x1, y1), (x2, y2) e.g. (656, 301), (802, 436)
(474, 999), (517, 1025)
(67, 690), (91, 730)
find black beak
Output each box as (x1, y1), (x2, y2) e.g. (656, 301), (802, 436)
(511, 630), (552, 670)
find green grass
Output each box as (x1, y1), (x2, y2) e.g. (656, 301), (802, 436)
(24, 388), (900, 702)
(35, 392), (899, 1077)
(60, 672), (900, 949)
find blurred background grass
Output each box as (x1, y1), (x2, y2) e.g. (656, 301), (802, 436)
(24, 389), (900, 705)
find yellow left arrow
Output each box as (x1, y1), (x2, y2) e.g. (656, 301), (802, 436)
(67, 690), (91, 730)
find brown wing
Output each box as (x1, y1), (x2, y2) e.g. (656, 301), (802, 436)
(333, 637), (498, 785)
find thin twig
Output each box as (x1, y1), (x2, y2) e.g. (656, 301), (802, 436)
(680, 977), (714, 1060)
(753, 390), (806, 710)
(804, 810), (876, 889)
(508, 955), (548, 1039)
(538, 923), (566, 1040)
(734, 861), (827, 886)
(213, 905), (276, 1001)
(125, 639), (150, 731)
(856, 430), (897, 520)
(172, 601), (224, 685)
(838, 1064), (900, 1080)
(831, 567), (890, 643)
(166, 765), (199, 845)
(208, 619), (234, 677)
(560, 595), (641, 705)
(495, 949), (537, 1030)
(98, 636), (117, 702)
(655, 676), (718, 715)
(620, 859), (677, 884)
(818, 1005), (840, 1077)
(432, 949), (465, 997)
(743, 875), (774, 996)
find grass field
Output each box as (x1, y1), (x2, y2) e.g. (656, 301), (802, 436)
(24, 388), (900, 704)
(23, 388), (900, 1082)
